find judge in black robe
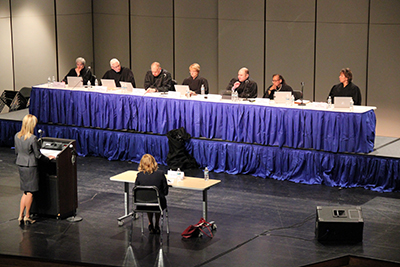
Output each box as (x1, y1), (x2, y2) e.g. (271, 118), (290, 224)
(144, 62), (173, 93)
(182, 63), (209, 94)
(225, 67), (258, 98)
(328, 68), (361, 105)
(101, 58), (136, 88)
(62, 57), (94, 85)
(263, 74), (293, 99)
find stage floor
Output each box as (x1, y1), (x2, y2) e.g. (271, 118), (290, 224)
(1, 147), (400, 266)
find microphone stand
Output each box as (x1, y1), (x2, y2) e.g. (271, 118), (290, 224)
(298, 82), (306, 106)
(66, 144), (83, 223)
(83, 66), (91, 87)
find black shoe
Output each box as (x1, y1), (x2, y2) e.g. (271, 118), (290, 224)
(148, 224), (155, 234)
(154, 225), (160, 234)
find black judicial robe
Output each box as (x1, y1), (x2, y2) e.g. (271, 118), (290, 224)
(263, 83), (294, 99)
(144, 69), (173, 93)
(226, 78), (258, 98)
(182, 76), (209, 94)
(62, 67), (94, 85)
(328, 82), (361, 105)
(102, 67), (136, 88)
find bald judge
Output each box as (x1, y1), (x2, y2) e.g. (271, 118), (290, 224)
(226, 67), (258, 98)
(144, 62), (173, 93)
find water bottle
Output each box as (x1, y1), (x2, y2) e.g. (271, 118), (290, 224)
(95, 79), (99, 86)
(204, 167), (209, 181)
(285, 94), (290, 106)
(232, 89), (238, 102)
(350, 99), (354, 111)
(87, 80), (91, 88)
(47, 77), (51, 87)
(52, 76), (55, 83)
(291, 95), (295, 106)
(327, 96), (332, 109)
(201, 84), (205, 95)
(177, 168), (183, 181)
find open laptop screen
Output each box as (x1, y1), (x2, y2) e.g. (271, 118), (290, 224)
(101, 79), (116, 89)
(334, 97), (352, 108)
(274, 91), (292, 104)
(120, 81), (134, 91)
(67, 77), (83, 88)
(174, 85), (190, 96)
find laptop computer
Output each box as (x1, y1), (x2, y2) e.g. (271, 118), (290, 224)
(334, 97), (352, 108)
(274, 91), (292, 104)
(67, 77), (83, 88)
(101, 79), (116, 89)
(174, 85), (190, 96)
(120, 81), (134, 92)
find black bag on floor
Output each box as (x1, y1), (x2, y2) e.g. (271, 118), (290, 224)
(166, 127), (198, 170)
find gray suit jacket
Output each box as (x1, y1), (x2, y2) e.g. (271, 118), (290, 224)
(14, 134), (42, 167)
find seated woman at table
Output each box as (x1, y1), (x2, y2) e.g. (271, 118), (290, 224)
(62, 57), (94, 85)
(182, 63), (209, 95)
(328, 68), (361, 105)
(135, 154), (168, 234)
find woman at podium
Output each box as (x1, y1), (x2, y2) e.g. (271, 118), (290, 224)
(14, 114), (53, 225)
(135, 154), (169, 234)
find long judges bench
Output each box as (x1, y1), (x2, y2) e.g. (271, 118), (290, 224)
(30, 85), (376, 154)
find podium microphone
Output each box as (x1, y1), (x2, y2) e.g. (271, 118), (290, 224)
(69, 144), (77, 165)
(38, 129), (44, 147)
(298, 82), (306, 106)
(69, 144), (77, 155)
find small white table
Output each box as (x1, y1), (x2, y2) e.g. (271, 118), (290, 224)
(110, 170), (221, 225)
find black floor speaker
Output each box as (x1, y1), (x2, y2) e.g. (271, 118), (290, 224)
(315, 206), (364, 243)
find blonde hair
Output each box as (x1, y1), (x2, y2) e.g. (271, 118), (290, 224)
(18, 114), (38, 140)
(138, 154), (158, 174)
(189, 63), (200, 73)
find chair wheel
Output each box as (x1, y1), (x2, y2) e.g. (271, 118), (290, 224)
(212, 223), (217, 230)
(118, 220), (123, 226)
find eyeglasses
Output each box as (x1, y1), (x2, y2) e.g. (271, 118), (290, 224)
(272, 79), (280, 82)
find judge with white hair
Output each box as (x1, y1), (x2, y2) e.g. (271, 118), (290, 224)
(62, 57), (94, 85)
(102, 58), (136, 88)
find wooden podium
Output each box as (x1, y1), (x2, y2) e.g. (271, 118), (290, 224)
(32, 137), (78, 219)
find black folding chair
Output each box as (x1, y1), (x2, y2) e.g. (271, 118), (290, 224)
(0, 90), (17, 113)
(293, 90), (303, 100)
(132, 186), (169, 236)
(9, 87), (31, 111)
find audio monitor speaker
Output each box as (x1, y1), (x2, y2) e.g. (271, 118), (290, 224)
(315, 206), (363, 243)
